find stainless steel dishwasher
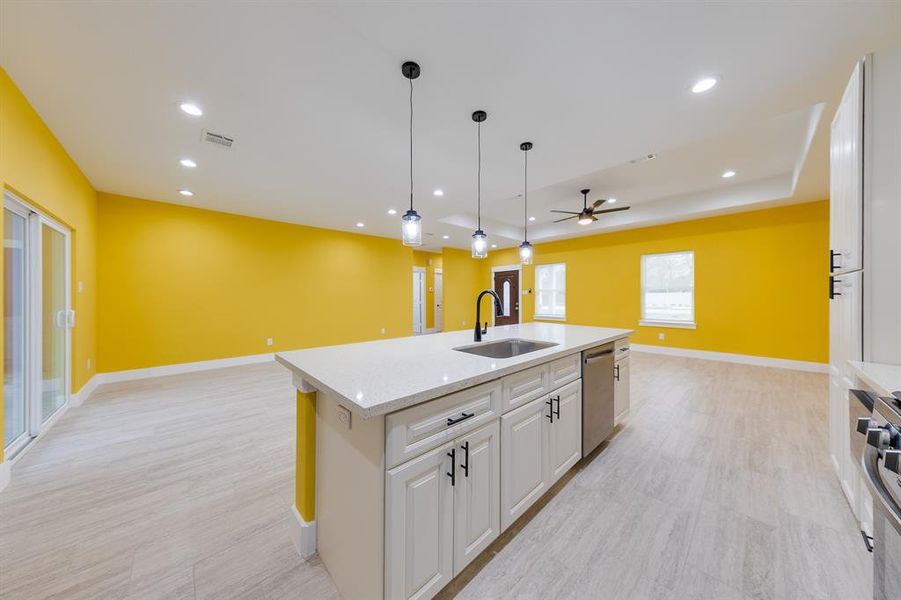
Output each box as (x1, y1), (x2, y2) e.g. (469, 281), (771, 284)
(582, 343), (615, 456)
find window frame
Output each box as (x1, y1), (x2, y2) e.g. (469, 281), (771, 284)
(533, 262), (566, 321)
(639, 250), (696, 329)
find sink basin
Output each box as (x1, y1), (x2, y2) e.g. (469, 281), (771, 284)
(453, 338), (558, 359)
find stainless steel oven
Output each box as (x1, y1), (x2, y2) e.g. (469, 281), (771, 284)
(859, 394), (901, 599)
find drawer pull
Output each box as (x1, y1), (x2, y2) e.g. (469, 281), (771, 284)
(552, 395), (561, 419)
(447, 448), (456, 487)
(546, 398), (554, 423)
(447, 412), (475, 427)
(461, 441), (469, 478)
(860, 530), (873, 553)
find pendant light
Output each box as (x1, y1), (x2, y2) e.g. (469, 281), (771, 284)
(401, 61), (422, 246)
(471, 110), (488, 259)
(519, 142), (534, 265)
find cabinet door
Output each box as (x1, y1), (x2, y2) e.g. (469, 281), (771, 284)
(500, 396), (549, 531)
(453, 421), (500, 575)
(830, 270), (863, 381)
(386, 442), (454, 600)
(614, 357), (630, 424)
(547, 379), (583, 486)
(829, 60), (863, 274)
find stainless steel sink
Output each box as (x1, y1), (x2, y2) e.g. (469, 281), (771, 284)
(453, 338), (558, 359)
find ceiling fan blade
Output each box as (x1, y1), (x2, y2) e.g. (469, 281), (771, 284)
(591, 198), (608, 209)
(553, 215), (578, 223)
(593, 206), (631, 215)
(550, 209), (580, 215)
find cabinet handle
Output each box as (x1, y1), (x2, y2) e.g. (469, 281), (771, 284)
(447, 448), (456, 487)
(614, 364), (620, 381)
(829, 276), (842, 300)
(546, 398), (554, 423)
(447, 412), (475, 427)
(830, 249), (840, 273)
(553, 395), (561, 419)
(460, 441), (469, 478)
(860, 530), (874, 553)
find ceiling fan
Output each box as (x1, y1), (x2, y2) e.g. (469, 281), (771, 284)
(551, 188), (630, 225)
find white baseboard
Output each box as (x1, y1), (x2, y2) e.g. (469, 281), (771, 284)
(71, 374), (101, 407)
(94, 352), (276, 385)
(630, 344), (828, 373)
(0, 460), (9, 493)
(288, 505), (317, 558)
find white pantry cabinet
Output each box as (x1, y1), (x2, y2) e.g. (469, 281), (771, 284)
(386, 442), (455, 600)
(386, 421), (501, 599)
(829, 60), (863, 276)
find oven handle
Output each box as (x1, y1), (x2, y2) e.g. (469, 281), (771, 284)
(862, 445), (901, 537)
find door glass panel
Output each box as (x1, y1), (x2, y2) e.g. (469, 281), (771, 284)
(41, 224), (66, 421)
(4, 208), (28, 447)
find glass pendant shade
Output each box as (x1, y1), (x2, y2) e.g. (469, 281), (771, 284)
(471, 229), (488, 259)
(519, 240), (533, 265)
(402, 209), (422, 246)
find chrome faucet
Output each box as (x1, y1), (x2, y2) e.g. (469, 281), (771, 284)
(474, 289), (504, 342)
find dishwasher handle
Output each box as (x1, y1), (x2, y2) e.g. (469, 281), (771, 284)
(584, 349), (613, 364)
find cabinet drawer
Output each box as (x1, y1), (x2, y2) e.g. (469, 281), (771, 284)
(386, 381), (501, 469)
(547, 354), (580, 389)
(502, 364), (548, 413)
(614, 337), (630, 358)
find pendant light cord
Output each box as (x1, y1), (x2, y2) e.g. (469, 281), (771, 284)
(477, 121), (482, 230)
(409, 77), (414, 212)
(524, 149), (528, 242)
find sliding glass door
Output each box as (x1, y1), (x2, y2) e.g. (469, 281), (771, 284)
(3, 194), (71, 458)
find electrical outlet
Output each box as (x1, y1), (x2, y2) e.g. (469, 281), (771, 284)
(77, 280), (84, 293)
(380, 327), (386, 335)
(658, 332), (665, 341)
(266, 337), (273, 346)
(337, 405), (352, 430)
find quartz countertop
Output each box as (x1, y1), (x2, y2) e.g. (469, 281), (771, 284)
(849, 361), (901, 398)
(276, 322), (632, 418)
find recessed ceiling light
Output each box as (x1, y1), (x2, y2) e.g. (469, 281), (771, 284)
(179, 158), (197, 168)
(491, 244), (497, 248)
(433, 189), (444, 197)
(691, 77), (718, 94)
(179, 102), (203, 116)
(608, 198), (617, 204)
(529, 216), (536, 222)
(387, 208), (397, 215)
(356, 222), (365, 228)
(442, 235), (450, 239)
(178, 189), (194, 197)
(721, 170), (736, 178)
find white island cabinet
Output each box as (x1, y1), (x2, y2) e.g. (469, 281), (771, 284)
(276, 322), (631, 600)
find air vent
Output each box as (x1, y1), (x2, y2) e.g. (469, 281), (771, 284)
(201, 129), (235, 148)
(628, 153), (657, 165)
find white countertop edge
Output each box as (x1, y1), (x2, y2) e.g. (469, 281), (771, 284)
(848, 360), (901, 398)
(277, 328), (632, 418)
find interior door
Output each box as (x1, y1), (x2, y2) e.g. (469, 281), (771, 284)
(434, 271), (443, 332)
(386, 441), (455, 600)
(412, 269), (425, 334)
(493, 269), (519, 326)
(453, 420), (500, 575)
(547, 379), (583, 485)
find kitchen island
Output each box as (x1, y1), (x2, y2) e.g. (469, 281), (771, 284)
(276, 322), (632, 600)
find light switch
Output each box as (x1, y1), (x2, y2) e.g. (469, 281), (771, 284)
(658, 332), (665, 341)
(266, 338), (273, 346)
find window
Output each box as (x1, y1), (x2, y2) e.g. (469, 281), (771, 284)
(641, 251), (695, 328)
(534, 263), (566, 320)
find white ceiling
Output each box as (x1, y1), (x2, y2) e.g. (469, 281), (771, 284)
(2, 2), (900, 250)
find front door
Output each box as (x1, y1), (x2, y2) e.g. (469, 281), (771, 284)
(493, 270), (519, 326)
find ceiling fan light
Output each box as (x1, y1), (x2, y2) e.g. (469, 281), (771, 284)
(519, 241), (533, 265)
(471, 229), (488, 259)
(578, 215), (594, 225)
(402, 209), (422, 246)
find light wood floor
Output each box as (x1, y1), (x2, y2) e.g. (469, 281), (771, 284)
(0, 354), (870, 599)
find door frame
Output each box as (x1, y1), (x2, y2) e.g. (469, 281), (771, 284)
(489, 264), (522, 326)
(3, 191), (72, 461)
(412, 266), (426, 335)
(433, 268), (443, 333)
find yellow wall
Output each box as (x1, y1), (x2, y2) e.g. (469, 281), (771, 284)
(440, 247), (484, 333)
(473, 201), (829, 363)
(1, 68), (98, 459)
(96, 193), (414, 372)
(412, 250), (442, 330)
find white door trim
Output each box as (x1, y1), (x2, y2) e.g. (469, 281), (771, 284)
(412, 266), (426, 335)
(490, 264), (522, 326)
(434, 268), (443, 333)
